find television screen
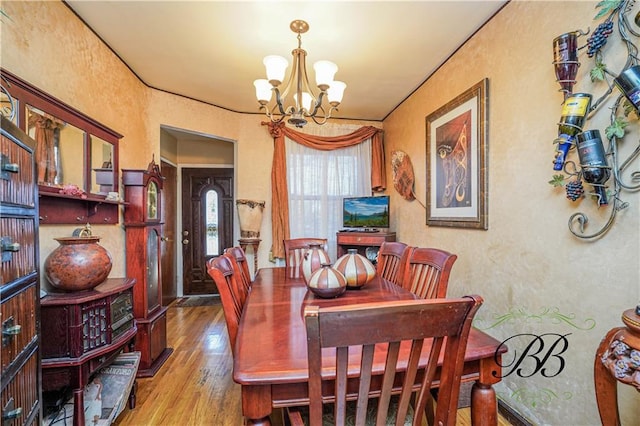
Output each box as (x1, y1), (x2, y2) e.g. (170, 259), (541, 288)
(343, 196), (390, 228)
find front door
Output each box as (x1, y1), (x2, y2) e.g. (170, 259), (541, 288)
(181, 167), (234, 295)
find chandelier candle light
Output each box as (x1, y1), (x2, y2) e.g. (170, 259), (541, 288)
(253, 20), (346, 128)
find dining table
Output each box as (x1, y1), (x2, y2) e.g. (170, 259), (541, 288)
(233, 267), (507, 425)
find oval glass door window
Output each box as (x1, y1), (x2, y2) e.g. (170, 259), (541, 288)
(205, 190), (219, 256)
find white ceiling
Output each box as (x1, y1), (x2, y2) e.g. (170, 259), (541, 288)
(65, 1), (507, 124)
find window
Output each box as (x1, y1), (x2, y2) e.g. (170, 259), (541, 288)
(286, 125), (371, 260)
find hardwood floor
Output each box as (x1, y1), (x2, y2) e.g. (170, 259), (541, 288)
(115, 302), (512, 425)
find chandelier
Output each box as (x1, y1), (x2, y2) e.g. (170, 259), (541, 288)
(253, 20), (346, 128)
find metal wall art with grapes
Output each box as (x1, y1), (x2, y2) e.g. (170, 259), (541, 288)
(550, 0), (640, 239)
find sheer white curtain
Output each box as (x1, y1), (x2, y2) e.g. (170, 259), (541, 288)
(286, 124), (371, 260)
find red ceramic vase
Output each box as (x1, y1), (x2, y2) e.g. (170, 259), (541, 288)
(44, 236), (113, 291)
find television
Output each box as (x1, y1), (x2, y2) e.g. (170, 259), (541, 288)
(342, 196), (390, 229)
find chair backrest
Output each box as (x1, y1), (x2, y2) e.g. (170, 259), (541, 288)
(375, 241), (410, 286)
(224, 246), (252, 291)
(283, 238), (328, 278)
(205, 253), (247, 352)
(304, 295), (483, 426)
(401, 247), (457, 299)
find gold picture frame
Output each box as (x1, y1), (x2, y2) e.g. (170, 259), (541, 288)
(426, 78), (488, 229)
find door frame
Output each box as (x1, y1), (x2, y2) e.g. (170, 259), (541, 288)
(176, 163), (237, 296)
(160, 157), (178, 305)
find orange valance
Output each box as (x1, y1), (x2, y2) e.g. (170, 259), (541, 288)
(264, 121), (386, 258)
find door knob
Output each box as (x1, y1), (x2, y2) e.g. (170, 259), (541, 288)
(182, 239), (189, 245)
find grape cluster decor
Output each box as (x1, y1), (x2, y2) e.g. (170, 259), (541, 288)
(566, 180), (586, 201)
(587, 20), (615, 57)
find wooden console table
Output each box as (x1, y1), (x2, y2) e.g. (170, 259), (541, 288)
(336, 231), (396, 261)
(40, 278), (138, 426)
(594, 307), (640, 425)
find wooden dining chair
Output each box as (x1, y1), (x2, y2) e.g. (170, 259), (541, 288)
(287, 295), (483, 426)
(283, 238), (328, 278)
(224, 246), (252, 291)
(401, 247), (457, 299)
(375, 241), (410, 286)
(205, 253), (247, 352)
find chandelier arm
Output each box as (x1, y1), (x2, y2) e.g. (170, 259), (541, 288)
(307, 91), (327, 117)
(259, 102), (285, 124)
(299, 56), (317, 99)
(310, 112), (329, 125)
(272, 88), (288, 116)
(309, 104), (341, 125)
(293, 50), (305, 115)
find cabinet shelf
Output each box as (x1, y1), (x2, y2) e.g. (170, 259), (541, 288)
(38, 185), (127, 224)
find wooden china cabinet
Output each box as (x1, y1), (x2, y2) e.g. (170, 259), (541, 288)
(123, 158), (173, 377)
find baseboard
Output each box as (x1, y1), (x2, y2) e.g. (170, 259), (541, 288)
(498, 399), (534, 426)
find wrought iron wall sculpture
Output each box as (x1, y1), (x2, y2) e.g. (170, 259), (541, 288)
(550, 0), (640, 239)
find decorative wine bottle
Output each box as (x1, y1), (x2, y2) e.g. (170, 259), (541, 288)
(553, 31), (580, 96)
(576, 130), (610, 205)
(554, 93), (592, 171)
(614, 65), (640, 113)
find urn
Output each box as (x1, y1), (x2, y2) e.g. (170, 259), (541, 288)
(334, 248), (376, 289)
(306, 263), (347, 298)
(44, 236), (113, 291)
(302, 243), (330, 283)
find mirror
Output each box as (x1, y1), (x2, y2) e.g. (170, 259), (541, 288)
(1, 69), (121, 197)
(91, 136), (115, 194)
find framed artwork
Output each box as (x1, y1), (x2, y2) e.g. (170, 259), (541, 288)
(425, 78), (488, 229)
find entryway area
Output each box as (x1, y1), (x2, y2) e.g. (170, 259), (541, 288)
(160, 125), (236, 302)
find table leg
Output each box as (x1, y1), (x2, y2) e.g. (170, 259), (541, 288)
(242, 384), (272, 425)
(471, 381), (497, 426)
(470, 355), (501, 426)
(72, 388), (85, 426)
